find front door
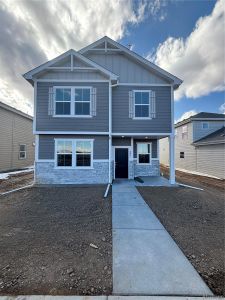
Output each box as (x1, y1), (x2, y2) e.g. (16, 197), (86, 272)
(115, 148), (128, 178)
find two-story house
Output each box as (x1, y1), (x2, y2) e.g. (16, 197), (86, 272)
(160, 112), (225, 179)
(23, 36), (182, 185)
(0, 101), (34, 172)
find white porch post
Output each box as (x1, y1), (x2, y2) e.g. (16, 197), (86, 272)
(108, 81), (112, 183)
(169, 135), (175, 184)
(169, 85), (175, 184)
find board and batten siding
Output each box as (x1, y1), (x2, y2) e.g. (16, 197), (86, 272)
(196, 144), (225, 179)
(112, 86), (171, 133)
(36, 82), (109, 132)
(0, 106), (34, 171)
(193, 120), (225, 141)
(85, 53), (169, 84)
(38, 135), (109, 160)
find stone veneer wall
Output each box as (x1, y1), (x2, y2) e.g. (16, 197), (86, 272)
(35, 161), (109, 184)
(134, 159), (160, 177)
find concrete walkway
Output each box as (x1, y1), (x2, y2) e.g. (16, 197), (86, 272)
(112, 180), (213, 296)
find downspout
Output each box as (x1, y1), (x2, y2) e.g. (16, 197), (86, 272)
(108, 80), (112, 184)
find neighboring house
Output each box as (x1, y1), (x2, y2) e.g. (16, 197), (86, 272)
(160, 112), (225, 179)
(23, 36), (182, 184)
(0, 101), (34, 172)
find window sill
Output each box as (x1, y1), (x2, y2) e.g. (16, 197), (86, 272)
(133, 117), (152, 120)
(53, 115), (93, 118)
(54, 166), (94, 170)
(136, 163), (152, 166)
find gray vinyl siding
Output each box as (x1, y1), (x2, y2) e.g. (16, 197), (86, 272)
(196, 144), (225, 179)
(36, 82), (109, 132)
(85, 53), (169, 84)
(112, 137), (131, 146)
(193, 120), (225, 141)
(0, 107), (34, 172)
(175, 122), (197, 171)
(134, 139), (158, 159)
(38, 135), (109, 160)
(112, 86), (171, 133)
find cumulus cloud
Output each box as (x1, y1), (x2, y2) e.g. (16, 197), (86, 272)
(175, 110), (197, 123)
(0, 0), (165, 114)
(219, 103), (225, 114)
(149, 0), (225, 100)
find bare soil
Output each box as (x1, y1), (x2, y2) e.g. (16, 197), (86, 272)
(160, 164), (225, 190)
(138, 184), (225, 295)
(0, 171), (34, 194)
(0, 186), (112, 295)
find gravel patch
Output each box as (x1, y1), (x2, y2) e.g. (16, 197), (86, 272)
(0, 185), (112, 295)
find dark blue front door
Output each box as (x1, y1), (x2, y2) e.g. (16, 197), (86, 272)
(115, 148), (128, 178)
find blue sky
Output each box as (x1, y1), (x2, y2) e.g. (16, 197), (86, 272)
(121, 0), (224, 121)
(0, 0), (224, 119)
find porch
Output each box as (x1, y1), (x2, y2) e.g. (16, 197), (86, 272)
(113, 176), (173, 187)
(111, 134), (175, 184)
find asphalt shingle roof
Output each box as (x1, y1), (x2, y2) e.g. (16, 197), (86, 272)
(194, 126), (225, 144)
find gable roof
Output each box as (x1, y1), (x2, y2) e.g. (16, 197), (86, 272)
(0, 101), (33, 120)
(175, 112), (225, 128)
(193, 126), (225, 146)
(79, 36), (182, 88)
(23, 49), (118, 85)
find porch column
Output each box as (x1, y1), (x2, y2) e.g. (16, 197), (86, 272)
(169, 134), (175, 184)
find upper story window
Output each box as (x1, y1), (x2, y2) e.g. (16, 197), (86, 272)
(74, 88), (91, 116)
(19, 144), (27, 159)
(55, 88), (71, 115)
(51, 86), (96, 117)
(55, 139), (93, 168)
(129, 90), (156, 119)
(202, 122), (209, 129)
(134, 91), (150, 118)
(137, 143), (151, 164)
(182, 125), (188, 139)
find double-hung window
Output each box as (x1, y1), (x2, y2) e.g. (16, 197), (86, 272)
(137, 143), (151, 164)
(76, 140), (92, 167)
(19, 144), (27, 159)
(55, 139), (93, 168)
(55, 88), (71, 115)
(74, 88), (91, 116)
(134, 91), (150, 118)
(54, 87), (91, 117)
(56, 140), (73, 167)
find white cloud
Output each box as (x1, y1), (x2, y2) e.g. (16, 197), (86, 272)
(219, 103), (225, 114)
(175, 110), (197, 123)
(1, 0), (165, 114)
(150, 0), (225, 100)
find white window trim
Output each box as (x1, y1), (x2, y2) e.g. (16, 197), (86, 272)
(133, 90), (152, 120)
(53, 86), (92, 118)
(137, 142), (152, 165)
(201, 122), (209, 129)
(19, 144), (27, 160)
(54, 138), (94, 169)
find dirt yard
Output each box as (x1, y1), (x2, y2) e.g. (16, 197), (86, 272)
(138, 185), (225, 296)
(160, 164), (225, 190)
(0, 185), (112, 295)
(0, 171), (34, 194)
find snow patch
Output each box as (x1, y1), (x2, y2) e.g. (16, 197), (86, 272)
(0, 166), (34, 180)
